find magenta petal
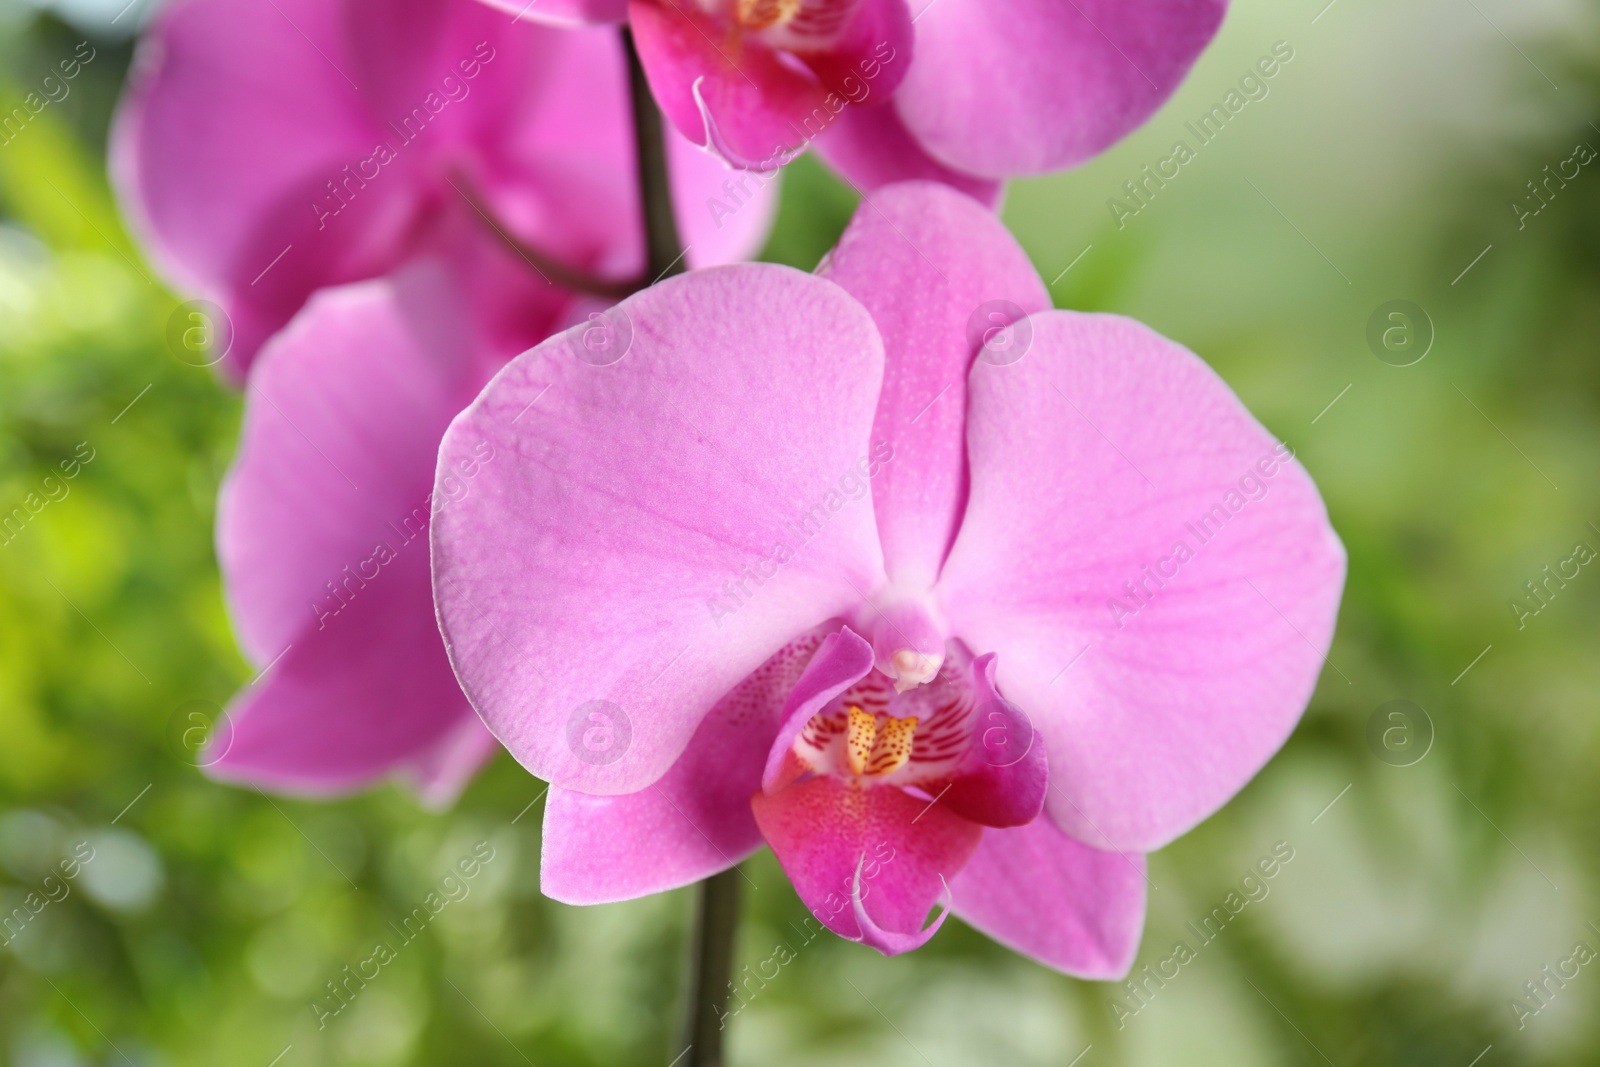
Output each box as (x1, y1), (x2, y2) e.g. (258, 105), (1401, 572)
(111, 0), (530, 369)
(817, 182), (1048, 587)
(816, 102), (1002, 206)
(209, 550), (478, 795)
(629, 0), (828, 168)
(431, 265), (889, 796)
(784, 0), (915, 102)
(217, 274), (480, 663)
(752, 775), (980, 952)
(936, 653), (1047, 828)
(937, 311), (1346, 852)
(473, 0), (629, 25)
(760, 626), (875, 793)
(540, 630), (826, 903)
(210, 272), (490, 795)
(402, 715), (502, 809)
(950, 817), (1146, 978)
(671, 137), (783, 268)
(896, 0), (1228, 176)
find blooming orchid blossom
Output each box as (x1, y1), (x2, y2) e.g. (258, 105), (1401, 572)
(112, 0), (777, 372)
(476, 0), (1227, 196)
(429, 181), (1344, 972)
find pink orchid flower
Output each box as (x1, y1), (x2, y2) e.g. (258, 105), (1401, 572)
(112, 0), (777, 373)
(477, 0), (1227, 198)
(429, 181), (1345, 972)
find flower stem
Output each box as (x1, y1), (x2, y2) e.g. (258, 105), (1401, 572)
(446, 170), (645, 299)
(681, 867), (741, 1066)
(622, 26), (687, 282)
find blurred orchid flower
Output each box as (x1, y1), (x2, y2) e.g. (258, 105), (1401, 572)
(111, 0), (777, 373)
(430, 182), (1345, 971)
(477, 0), (1227, 199)
(205, 266), (518, 803)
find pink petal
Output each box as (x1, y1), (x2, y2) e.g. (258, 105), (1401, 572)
(776, 0), (915, 104)
(896, 0), (1228, 176)
(472, 0), (629, 26)
(935, 652), (1048, 828)
(628, 0), (829, 169)
(950, 817), (1146, 978)
(217, 272), (482, 663)
(760, 625), (876, 792)
(751, 774), (980, 952)
(817, 181), (1048, 587)
(541, 629), (827, 903)
(209, 271), (492, 795)
(669, 137), (784, 268)
(936, 311), (1345, 852)
(111, 0), (527, 368)
(112, 0), (768, 372)
(401, 715), (503, 809)
(431, 265), (889, 797)
(815, 102), (1001, 206)
(208, 540), (478, 795)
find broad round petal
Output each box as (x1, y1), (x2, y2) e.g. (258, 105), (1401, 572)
(937, 311), (1345, 852)
(208, 546), (483, 796)
(896, 0), (1228, 177)
(950, 817), (1146, 978)
(210, 273), (494, 795)
(431, 265), (889, 796)
(817, 181), (1048, 588)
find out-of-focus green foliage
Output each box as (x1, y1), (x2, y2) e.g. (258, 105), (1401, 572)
(2, 2), (1598, 1065)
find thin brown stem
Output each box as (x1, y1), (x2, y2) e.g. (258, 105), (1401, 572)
(622, 26), (687, 281)
(445, 171), (646, 299)
(680, 866), (741, 1067)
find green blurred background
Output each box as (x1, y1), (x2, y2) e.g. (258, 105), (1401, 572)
(2, 0), (1598, 1063)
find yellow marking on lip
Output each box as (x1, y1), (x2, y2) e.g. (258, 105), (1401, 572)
(845, 705), (876, 776)
(868, 715), (917, 776)
(736, 0), (802, 29)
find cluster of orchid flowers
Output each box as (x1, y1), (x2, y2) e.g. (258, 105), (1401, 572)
(113, 0), (1343, 993)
